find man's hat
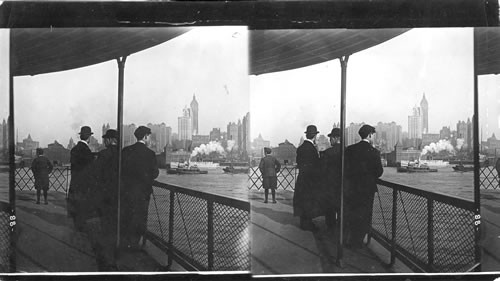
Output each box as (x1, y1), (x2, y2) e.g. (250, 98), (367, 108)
(102, 129), (119, 139)
(36, 148), (44, 155)
(78, 126), (93, 136)
(134, 126), (152, 139)
(358, 124), (376, 137)
(304, 125), (319, 135)
(264, 147), (272, 154)
(328, 128), (341, 138)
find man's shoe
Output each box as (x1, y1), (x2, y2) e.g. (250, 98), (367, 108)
(263, 200), (268, 203)
(272, 200), (277, 203)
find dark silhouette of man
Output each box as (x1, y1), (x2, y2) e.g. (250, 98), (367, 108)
(31, 148), (53, 205)
(68, 126), (95, 231)
(320, 128), (341, 229)
(121, 126), (159, 250)
(344, 124), (383, 248)
(293, 125), (321, 231)
(259, 147), (281, 203)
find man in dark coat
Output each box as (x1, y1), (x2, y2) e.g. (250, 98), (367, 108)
(68, 126), (95, 231)
(121, 125), (159, 249)
(31, 148), (53, 205)
(259, 147), (281, 203)
(344, 124), (383, 248)
(89, 129), (120, 270)
(320, 128), (341, 229)
(293, 125), (321, 231)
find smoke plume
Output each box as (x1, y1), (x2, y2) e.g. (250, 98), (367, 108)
(456, 138), (465, 150)
(226, 140), (236, 152)
(191, 141), (226, 158)
(421, 139), (455, 156)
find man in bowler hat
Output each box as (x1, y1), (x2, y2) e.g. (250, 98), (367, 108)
(121, 125), (159, 249)
(89, 129), (120, 270)
(68, 126), (96, 231)
(31, 148), (53, 205)
(293, 125), (321, 231)
(344, 124), (383, 248)
(259, 147), (281, 203)
(320, 128), (342, 229)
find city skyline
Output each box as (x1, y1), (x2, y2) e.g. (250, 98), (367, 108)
(1, 27), (249, 147)
(250, 28), (499, 147)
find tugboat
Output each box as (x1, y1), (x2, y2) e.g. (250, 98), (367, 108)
(223, 164), (249, 174)
(167, 162), (208, 175)
(452, 163), (475, 172)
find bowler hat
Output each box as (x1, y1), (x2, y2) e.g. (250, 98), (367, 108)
(328, 128), (341, 138)
(102, 129), (119, 139)
(78, 126), (93, 136)
(358, 124), (376, 137)
(304, 125), (319, 135)
(134, 126), (152, 139)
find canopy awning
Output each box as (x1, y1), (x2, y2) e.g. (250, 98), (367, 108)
(475, 27), (500, 76)
(250, 29), (409, 76)
(11, 27), (191, 76)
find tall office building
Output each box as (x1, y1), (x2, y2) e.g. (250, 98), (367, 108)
(420, 93), (429, 134)
(408, 105), (423, 140)
(190, 94), (199, 135)
(347, 122), (363, 145)
(227, 121), (239, 150)
(122, 124), (137, 147)
(148, 123), (168, 153)
(242, 112), (251, 154)
(178, 106), (192, 141)
(210, 128), (222, 141)
(457, 118), (472, 150)
(375, 122), (403, 153)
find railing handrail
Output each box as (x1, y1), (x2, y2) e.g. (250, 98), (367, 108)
(152, 180), (249, 211)
(377, 178), (475, 210)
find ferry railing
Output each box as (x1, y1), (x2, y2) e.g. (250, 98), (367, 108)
(0, 201), (13, 272)
(14, 167), (70, 196)
(479, 165), (499, 189)
(371, 179), (478, 272)
(248, 166), (296, 190)
(146, 180), (250, 271)
(248, 166), (478, 272)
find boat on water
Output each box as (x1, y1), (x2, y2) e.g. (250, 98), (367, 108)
(452, 164), (475, 172)
(169, 161), (219, 169)
(400, 159), (449, 168)
(167, 163), (208, 175)
(397, 161), (438, 173)
(223, 166), (249, 174)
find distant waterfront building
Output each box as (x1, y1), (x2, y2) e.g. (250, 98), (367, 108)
(273, 139), (297, 165)
(190, 94), (199, 135)
(166, 126), (172, 147)
(457, 118), (472, 151)
(375, 122), (403, 153)
(18, 134), (39, 157)
(46, 141), (70, 165)
(347, 123), (363, 145)
(192, 135), (210, 149)
(171, 132), (179, 142)
(210, 128), (222, 142)
(242, 112), (251, 155)
(148, 123), (168, 153)
(440, 126), (451, 140)
(178, 106), (193, 141)
(422, 133), (440, 146)
(485, 133), (500, 156)
(420, 93), (429, 134)
(408, 105), (423, 140)
(67, 138), (75, 150)
(227, 122), (239, 150)
(122, 124), (137, 147)
(252, 134), (270, 157)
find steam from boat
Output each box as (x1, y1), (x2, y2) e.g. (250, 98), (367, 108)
(456, 138), (465, 150)
(191, 141), (226, 158)
(226, 140), (236, 152)
(421, 139), (455, 156)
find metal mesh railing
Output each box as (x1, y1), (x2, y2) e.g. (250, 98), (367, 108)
(14, 167), (70, 195)
(480, 166), (499, 189)
(248, 166), (296, 190)
(0, 201), (12, 272)
(371, 179), (477, 272)
(146, 180), (250, 271)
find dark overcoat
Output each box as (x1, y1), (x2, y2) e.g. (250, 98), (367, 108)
(89, 145), (119, 218)
(259, 155), (281, 190)
(344, 140), (383, 242)
(68, 141), (95, 220)
(121, 142), (159, 242)
(320, 143), (341, 208)
(293, 140), (322, 218)
(31, 155), (53, 191)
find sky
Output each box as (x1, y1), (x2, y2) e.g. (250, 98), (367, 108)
(1, 27), (249, 147)
(250, 28), (500, 147)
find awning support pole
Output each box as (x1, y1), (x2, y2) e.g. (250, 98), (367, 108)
(116, 56), (127, 248)
(472, 28), (482, 271)
(337, 55), (349, 267)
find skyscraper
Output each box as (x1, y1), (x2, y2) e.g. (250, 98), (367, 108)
(408, 105), (423, 140)
(190, 94), (199, 135)
(178, 106), (192, 141)
(420, 93), (429, 134)
(242, 112), (251, 154)
(227, 121), (239, 150)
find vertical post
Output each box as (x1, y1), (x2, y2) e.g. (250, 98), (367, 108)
(472, 28), (482, 271)
(390, 188), (397, 266)
(427, 198), (434, 272)
(207, 200), (214, 270)
(168, 191), (174, 268)
(8, 29), (16, 272)
(337, 55), (349, 267)
(116, 56), (127, 248)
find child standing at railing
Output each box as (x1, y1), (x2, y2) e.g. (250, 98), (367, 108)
(31, 148), (53, 204)
(259, 147), (281, 203)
